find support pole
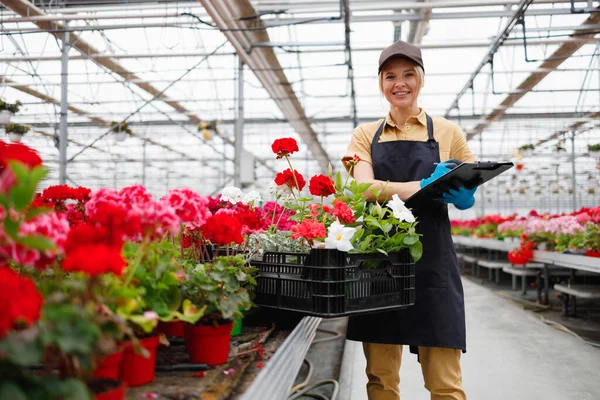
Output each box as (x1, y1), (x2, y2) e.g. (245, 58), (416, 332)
(479, 131), (485, 216)
(142, 135), (147, 186)
(571, 131), (577, 211)
(58, 26), (70, 184)
(234, 56), (244, 188)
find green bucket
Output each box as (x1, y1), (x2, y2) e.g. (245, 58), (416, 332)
(231, 317), (242, 336)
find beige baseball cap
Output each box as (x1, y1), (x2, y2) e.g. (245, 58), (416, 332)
(378, 40), (424, 74)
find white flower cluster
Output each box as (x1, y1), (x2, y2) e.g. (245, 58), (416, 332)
(220, 186), (263, 205)
(267, 181), (294, 201)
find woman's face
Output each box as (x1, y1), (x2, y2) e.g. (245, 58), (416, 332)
(380, 58), (420, 110)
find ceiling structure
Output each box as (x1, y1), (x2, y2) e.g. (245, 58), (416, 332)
(0, 0), (599, 216)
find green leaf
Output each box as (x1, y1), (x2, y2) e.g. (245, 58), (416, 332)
(334, 171), (343, 190)
(8, 160), (28, 183)
(10, 183), (32, 211)
(403, 235), (419, 245)
(0, 383), (29, 400)
(409, 241), (423, 263)
(15, 235), (55, 251)
(28, 166), (48, 187)
(24, 207), (51, 220)
(3, 217), (19, 238)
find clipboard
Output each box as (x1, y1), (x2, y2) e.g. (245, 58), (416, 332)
(404, 161), (514, 209)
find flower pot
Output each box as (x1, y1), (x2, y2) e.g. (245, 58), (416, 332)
(7, 132), (23, 143)
(113, 132), (127, 142)
(158, 320), (185, 338)
(93, 349), (124, 380)
(231, 317), (242, 336)
(0, 110), (12, 125)
(586, 250), (600, 258)
(118, 335), (159, 387)
(184, 322), (233, 365)
(89, 379), (126, 400)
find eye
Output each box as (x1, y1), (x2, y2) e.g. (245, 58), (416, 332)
(405, 73), (414, 77)
(385, 75), (395, 80)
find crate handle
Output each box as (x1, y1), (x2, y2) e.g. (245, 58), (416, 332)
(385, 268), (395, 279)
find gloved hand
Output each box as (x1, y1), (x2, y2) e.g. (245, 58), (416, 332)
(441, 186), (477, 210)
(419, 159), (462, 188)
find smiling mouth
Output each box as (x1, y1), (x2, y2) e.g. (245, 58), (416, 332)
(392, 91), (410, 97)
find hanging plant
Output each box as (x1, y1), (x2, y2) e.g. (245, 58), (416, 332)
(4, 123), (30, 142)
(588, 188), (595, 195)
(197, 120), (219, 141)
(109, 121), (132, 142)
(518, 143), (535, 157)
(518, 188), (526, 195)
(0, 99), (22, 125)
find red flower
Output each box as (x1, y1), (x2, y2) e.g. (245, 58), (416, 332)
(0, 141), (42, 170)
(274, 169), (306, 191)
(291, 220), (326, 242)
(201, 213), (244, 245)
(515, 163), (523, 171)
(345, 154), (361, 169)
(0, 267), (43, 338)
(62, 244), (126, 277)
(309, 174), (336, 197)
(271, 138), (299, 159)
(332, 200), (356, 224)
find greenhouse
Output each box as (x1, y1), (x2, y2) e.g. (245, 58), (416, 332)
(0, 0), (599, 399)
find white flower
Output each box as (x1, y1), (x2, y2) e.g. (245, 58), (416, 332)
(143, 311), (159, 321)
(268, 181), (293, 200)
(242, 190), (262, 205)
(387, 194), (415, 223)
(325, 220), (357, 252)
(221, 186), (243, 204)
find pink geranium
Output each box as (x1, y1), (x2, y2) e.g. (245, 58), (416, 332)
(161, 188), (212, 227)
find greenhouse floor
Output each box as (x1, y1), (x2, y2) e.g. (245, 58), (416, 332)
(339, 279), (600, 400)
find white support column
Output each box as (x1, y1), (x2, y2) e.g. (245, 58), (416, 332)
(571, 131), (577, 211)
(234, 56), (244, 188)
(58, 26), (69, 184)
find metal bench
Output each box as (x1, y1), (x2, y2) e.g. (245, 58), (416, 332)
(502, 264), (544, 295)
(476, 260), (510, 283)
(554, 284), (600, 317)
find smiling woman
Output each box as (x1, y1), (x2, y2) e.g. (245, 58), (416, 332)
(342, 40), (479, 400)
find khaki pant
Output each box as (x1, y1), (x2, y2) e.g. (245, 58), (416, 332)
(362, 342), (466, 400)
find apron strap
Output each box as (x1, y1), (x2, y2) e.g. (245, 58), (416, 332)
(425, 113), (436, 149)
(372, 120), (386, 144)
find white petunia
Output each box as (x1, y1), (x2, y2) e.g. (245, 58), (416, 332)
(221, 186), (243, 204)
(242, 190), (262, 205)
(387, 194), (415, 223)
(325, 220), (357, 252)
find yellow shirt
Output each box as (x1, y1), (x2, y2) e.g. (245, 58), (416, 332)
(342, 109), (477, 172)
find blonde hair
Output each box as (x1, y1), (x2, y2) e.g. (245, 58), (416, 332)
(378, 63), (425, 98)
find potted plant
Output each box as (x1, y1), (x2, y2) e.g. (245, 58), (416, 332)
(0, 99), (22, 124)
(518, 143), (535, 157)
(109, 121), (132, 142)
(588, 144), (600, 159)
(4, 123), (30, 143)
(181, 255), (254, 365)
(583, 224), (600, 257)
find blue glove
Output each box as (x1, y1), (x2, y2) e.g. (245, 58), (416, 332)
(420, 159), (461, 188)
(441, 186), (477, 210)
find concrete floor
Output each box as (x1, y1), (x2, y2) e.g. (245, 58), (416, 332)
(339, 279), (600, 400)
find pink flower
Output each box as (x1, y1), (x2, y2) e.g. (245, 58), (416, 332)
(160, 188), (211, 227)
(119, 185), (153, 206)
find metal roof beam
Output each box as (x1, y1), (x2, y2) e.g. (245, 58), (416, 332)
(198, 0), (331, 172)
(407, 0), (432, 45)
(467, 6), (600, 139)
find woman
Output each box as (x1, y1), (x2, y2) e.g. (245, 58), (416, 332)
(342, 40), (477, 400)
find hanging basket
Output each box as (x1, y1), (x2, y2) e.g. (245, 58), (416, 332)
(113, 132), (127, 142)
(0, 110), (12, 125)
(7, 133), (23, 143)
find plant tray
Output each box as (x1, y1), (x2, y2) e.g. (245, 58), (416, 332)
(253, 248), (415, 317)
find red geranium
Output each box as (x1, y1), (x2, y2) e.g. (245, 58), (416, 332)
(291, 220), (326, 242)
(274, 169), (306, 191)
(201, 212), (244, 245)
(62, 244), (127, 277)
(0, 141), (42, 170)
(271, 138), (299, 159)
(309, 174), (336, 197)
(332, 200), (356, 224)
(0, 267), (43, 337)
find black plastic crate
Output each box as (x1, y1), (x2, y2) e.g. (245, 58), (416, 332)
(253, 248), (415, 317)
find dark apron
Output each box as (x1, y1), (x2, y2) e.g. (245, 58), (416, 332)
(346, 114), (466, 353)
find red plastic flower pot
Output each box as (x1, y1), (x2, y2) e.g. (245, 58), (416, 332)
(586, 250), (600, 258)
(90, 379), (126, 400)
(93, 349), (124, 380)
(157, 320), (185, 338)
(184, 322), (233, 366)
(118, 335), (159, 387)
